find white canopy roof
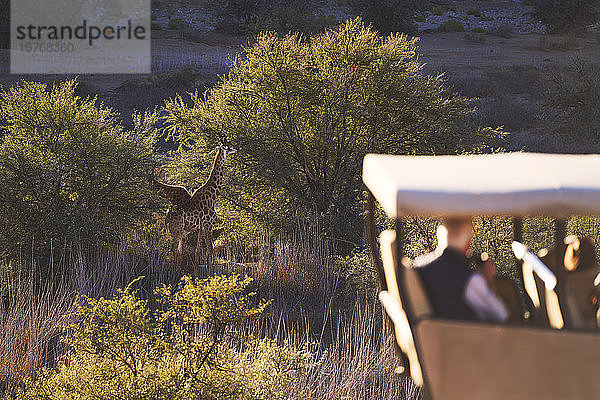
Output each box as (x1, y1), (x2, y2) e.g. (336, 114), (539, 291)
(363, 152), (600, 218)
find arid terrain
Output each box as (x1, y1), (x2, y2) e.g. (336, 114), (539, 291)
(3, 1), (600, 399)
(4, 21), (600, 152)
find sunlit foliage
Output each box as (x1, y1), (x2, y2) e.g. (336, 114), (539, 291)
(15, 275), (315, 400)
(0, 80), (161, 256)
(162, 18), (506, 250)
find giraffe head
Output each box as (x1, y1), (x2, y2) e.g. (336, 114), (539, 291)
(219, 138), (237, 159)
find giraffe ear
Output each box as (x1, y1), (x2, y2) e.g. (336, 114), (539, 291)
(219, 137), (237, 155)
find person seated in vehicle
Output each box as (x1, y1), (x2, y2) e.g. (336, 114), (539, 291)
(414, 217), (509, 323)
(475, 252), (524, 324)
(540, 235), (600, 330)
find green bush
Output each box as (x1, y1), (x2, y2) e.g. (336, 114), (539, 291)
(467, 9), (481, 17)
(151, 21), (162, 30)
(162, 18), (506, 250)
(489, 23), (513, 38)
(439, 19), (465, 32)
(543, 59), (600, 140)
(345, 0), (421, 33)
(471, 27), (486, 33)
(16, 275), (314, 399)
(431, 6), (444, 15)
(205, 0), (269, 34)
(269, 6), (338, 34)
(0, 80), (160, 255)
(167, 17), (188, 30)
(533, 0), (598, 32)
(205, 0), (337, 35)
(479, 11), (493, 21)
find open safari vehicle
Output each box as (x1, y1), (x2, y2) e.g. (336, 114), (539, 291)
(363, 152), (600, 400)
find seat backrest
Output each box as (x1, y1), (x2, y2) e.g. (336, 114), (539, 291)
(404, 264), (434, 320)
(492, 277), (524, 324)
(379, 230), (434, 320)
(416, 319), (600, 400)
(563, 268), (600, 330)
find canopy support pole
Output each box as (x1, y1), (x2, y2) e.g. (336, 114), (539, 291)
(513, 217), (532, 320)
(365, 189), (411, 375)
(366, 189), (386, 291)
(395, 219), (416, 326)
(555, 218), (569, 329)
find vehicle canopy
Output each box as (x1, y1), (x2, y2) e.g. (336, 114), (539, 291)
(362, 152), (600, 400)
(363, 152), (600, 217)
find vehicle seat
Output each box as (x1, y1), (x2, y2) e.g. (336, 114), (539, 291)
(379, 230), (434, 320)
(404, 264), (434, 320)
(416, 319), (600, 400)
(492, 277), (524, 324)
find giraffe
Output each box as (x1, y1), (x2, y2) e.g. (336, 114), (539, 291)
(152, 141), (237, 266)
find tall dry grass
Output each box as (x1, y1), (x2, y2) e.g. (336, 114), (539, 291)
(0, 230), (419, 399)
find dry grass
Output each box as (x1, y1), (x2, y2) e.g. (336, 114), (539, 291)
(0, 272), (69, 393)
(0, 230), (419, 399)
(0, 236), (181, 394)
(292, 301), (421, 399)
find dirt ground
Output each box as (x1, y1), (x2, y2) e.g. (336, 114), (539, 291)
(418, 31), (600, 74)
(1, 32), (594, 82)
(1, 28), (599, 151)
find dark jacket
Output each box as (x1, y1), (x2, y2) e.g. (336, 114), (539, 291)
(417, 247), (478, 321)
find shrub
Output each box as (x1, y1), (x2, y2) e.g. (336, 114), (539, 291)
(205, 0), (270, 34)
(489, 23), (513, 38)
(269, 5), (337, 35)
(205, 0), (337, 35)
(533, 0), (598, 33)
(464, 31), (486, 43)
(345, 0), (421, 33)
(479, 11), (493, 21)
(431, 6), (444, 15)
(543, 59), (600, 142)
(167, 17), (188, 30)
(151, 21), (162, 30)
(162, 18), (506, 250)
(414, 14), (426, 23)
(467, 9), (481, 17)
(471, 27), (486, 33)
(439, 19), (465, 32)
(15, 275), (315, 399)
(315, 14), (340, 31)
(0, 80), (161, 256)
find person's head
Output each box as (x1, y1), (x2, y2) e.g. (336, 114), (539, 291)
(441, 217), (473, 255)
(564, 235), (596, 272)
(476, 252), (497, 286)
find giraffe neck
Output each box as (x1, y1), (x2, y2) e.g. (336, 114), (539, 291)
(205, 147), (225, 196)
